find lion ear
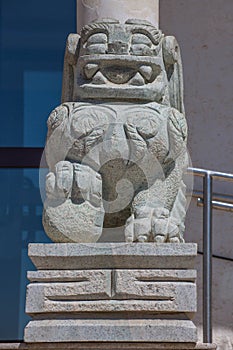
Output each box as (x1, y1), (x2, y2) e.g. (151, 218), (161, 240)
(162, 36), (185, 116)
(62, 33), (81, 103)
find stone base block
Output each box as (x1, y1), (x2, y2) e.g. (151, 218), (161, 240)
(24, 243), (198, 344)
(24, 319), (197, 343)
(0, 343), (217, 350)
(26, 269), (196, 315)
(28, 243), (197, 270)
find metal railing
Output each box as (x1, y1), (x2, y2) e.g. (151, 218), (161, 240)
(188, 167), (233, 343)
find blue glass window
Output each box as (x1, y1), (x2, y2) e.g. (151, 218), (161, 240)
(0, 168), (51, 340)
(0, 0), (76, 340)
(0, 0), (76, 147)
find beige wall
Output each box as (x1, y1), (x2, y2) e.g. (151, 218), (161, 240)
(160, 1), (233, 348)
(76, 0), (159, 32)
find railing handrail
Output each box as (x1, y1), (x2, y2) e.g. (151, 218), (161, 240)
(188, 166), (233, 181)
(187, 166), (233, 343)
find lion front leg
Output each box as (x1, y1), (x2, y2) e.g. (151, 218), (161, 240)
(124, 205), (153, 243)
(160, 151), (188, 243)
(124, 178), (167, 243)
(43, 161), (105, 243)
(124, 164), (187, 243)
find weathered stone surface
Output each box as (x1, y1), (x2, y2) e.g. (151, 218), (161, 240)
(28, 243), (197, 270)
(27, 270), (112, 282)
(24, 319), (197, 343)
(26, 269), (196, 315)
(43, 162), (104, 243)
(114, 270), (196, 312)
(26, 267), (197, 314)
(0, 342), (218, 350)
(24, 243), (198, 342)
(115, 269), (197, 282)
(43, 18), (188, 243)
(26, 270), (112, 314)
(28, 268), (196, 283)
(27, 300), (196, 314)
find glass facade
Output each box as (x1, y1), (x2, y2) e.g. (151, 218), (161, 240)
(0, 0), (76, 340)
(0, 0), (76, 147)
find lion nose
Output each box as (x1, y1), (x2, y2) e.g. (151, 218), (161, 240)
(108, 41), (128, 54)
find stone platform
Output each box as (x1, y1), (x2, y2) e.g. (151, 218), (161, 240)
(0, 343), (217, 350)
(24, 243), (198, 344)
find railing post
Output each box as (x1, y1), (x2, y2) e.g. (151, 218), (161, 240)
(203, 172), (213, 343)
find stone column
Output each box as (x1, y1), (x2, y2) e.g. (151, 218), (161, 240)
(76, 0), (159, 32)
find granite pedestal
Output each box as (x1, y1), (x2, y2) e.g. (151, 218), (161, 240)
(24, 243), (198, 344)
(0, 342), (217, 350)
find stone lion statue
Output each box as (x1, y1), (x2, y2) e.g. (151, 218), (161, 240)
(43, 19), (188, 243)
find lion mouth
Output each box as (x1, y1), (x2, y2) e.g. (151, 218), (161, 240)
(91, 69), (148, 86)
(84, 65), (153, 86)
(79, 55), (162, 86)
(102, 66), (136, 84)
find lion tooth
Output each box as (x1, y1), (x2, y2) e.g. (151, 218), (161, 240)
(128, 72), (145, 86)
(84, 63), (99, 79)
(91, 71), (107, 85)
(139, 65), (153, 80)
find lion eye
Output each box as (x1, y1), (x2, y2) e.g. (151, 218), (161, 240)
(130, 34), (153, 56)
(84, 33), (108, 54)
(131, 33), (152, 46)
(87, 33), (107, 44)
